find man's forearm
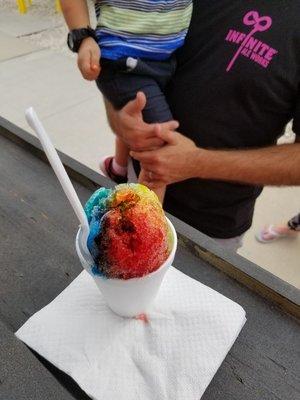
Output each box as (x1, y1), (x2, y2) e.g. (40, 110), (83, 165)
(60, 0), (90, 30)
(197, 143), (300, 185)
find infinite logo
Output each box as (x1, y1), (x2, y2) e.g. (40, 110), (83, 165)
(225, 11), (278, 71)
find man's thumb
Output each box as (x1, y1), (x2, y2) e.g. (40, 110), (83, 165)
(123, 91), (146, 116)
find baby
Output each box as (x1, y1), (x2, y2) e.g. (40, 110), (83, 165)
(61, 0), (193, 203)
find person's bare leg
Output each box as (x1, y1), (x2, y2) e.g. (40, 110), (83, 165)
(152, 186), (166, 205)
(138, 168), (166, 204)
(101, 137), (128, 180)
(115, 137), (129, 168)
(103, 99), (128, 170)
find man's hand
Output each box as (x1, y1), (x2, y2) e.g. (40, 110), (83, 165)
(77, 37), (101, 80)
(105, 92), (179, 151)
(130, 126), (200, 188)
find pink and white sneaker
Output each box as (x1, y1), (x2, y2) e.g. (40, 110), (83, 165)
(255, 225), (297, 243)
(99, 156), (128, 184)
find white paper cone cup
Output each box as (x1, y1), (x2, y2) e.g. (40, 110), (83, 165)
(76, 218), (177, 317)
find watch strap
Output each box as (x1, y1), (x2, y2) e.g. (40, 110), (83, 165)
(68, 27), (97, 53)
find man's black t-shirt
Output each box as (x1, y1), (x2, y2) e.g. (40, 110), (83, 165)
(164, 0), (300, 238)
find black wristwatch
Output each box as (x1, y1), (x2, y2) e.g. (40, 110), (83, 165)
(67, 27), (97, 53)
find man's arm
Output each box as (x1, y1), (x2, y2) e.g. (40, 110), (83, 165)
(130, 128), (300, 187)
(106, 93), (300, 187)
(200, 142), (300, 185)
(60, 0), (100, 80)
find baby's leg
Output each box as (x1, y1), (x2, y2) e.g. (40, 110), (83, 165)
(96, 68), (131, 179)
(115, 137), (129, 168)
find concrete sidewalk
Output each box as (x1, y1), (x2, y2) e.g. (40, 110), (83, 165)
(0, 48), (114, 171)
(239, 187), (299, 288)
(0, 4), (298, 288)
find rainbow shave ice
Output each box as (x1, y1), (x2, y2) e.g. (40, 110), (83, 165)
(84, 184), (172, 280)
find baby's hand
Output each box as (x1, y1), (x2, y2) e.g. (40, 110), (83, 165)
(77, 37), (101, 81)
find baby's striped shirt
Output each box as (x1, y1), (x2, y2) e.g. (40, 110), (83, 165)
(94, 0), (193, 60)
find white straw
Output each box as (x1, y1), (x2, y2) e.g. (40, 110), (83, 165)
(25, 107), (92, 262)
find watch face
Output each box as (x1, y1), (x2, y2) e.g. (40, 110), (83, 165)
(67, 33), (74, 51)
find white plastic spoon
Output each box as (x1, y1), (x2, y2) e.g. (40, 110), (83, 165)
(25, 107), (94, 268)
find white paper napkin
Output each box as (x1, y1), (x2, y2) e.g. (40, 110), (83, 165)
(16, 267), (246, 400)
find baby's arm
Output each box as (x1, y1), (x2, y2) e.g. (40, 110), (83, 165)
(61, 0), (100, 80)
